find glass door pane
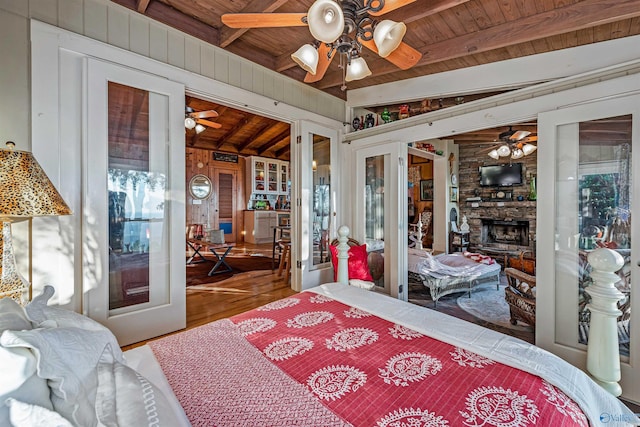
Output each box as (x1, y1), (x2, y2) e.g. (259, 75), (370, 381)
(313, 134), (331, 266)
(107, 82), (168, 310)
(365, 155), (386, 290)
(555, 114), (632, 358)
(576, 115), (632, 357)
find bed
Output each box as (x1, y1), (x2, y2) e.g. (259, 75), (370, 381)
(408, 248), (502, 306)
(1, 284), (637, 427)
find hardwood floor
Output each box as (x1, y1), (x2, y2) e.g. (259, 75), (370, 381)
(122, 242), (294, 351)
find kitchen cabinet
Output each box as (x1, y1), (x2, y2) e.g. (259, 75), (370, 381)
(246, 156), (289, 196)
(244, 210), (277, 244)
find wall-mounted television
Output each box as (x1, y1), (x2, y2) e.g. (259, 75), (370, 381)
(480, 163), (523, 186)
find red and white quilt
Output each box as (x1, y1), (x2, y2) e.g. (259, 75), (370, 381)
(229, 292), (587, 427)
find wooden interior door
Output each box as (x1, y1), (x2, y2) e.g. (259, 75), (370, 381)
(211, 167), (237, 243)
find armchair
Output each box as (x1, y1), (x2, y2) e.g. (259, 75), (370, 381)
(504, 267), (536, 327)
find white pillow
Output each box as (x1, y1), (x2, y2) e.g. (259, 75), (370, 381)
(1, 327), (125, 427)
(0, 298), (52, 426)
(95, 359), (183, 426)
(0, 298), (31, 332)
(6, 398), (72, 427)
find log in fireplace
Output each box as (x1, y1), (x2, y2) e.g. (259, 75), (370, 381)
(481, 219), (530, 247)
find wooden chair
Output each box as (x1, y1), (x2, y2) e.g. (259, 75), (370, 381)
(504, 267), (536, 327)
(277, 241), (291, 284)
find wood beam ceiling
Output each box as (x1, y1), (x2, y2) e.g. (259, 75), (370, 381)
(316, 0), (640, 90)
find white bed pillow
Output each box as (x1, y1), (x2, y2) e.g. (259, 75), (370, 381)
(1, 327), (125, 427)
(95, 358), (183, 426)
(0, 298), (53, 426)
(6, 398), (72, 427)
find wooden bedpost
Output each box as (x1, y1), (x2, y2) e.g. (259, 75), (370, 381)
(585, 247), (625, 396)
(336, 225), (350, 285)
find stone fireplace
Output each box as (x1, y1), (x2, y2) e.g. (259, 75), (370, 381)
(481, 219), (530, 247)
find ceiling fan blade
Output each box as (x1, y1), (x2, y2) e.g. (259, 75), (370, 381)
(368, 0), (417, 16)
(510, 130), (531, 141)
(361, 39), (422, 70)
(304, 44), (336, 83)
(190, 110), (218, 119)
(196, 119), (222, 129)
(221, 13), (307, 28)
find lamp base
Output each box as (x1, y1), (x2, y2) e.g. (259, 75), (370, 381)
(0, 222), (29, 306)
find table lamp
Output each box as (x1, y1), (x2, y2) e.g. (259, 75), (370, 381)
(0, 142), (72, 305)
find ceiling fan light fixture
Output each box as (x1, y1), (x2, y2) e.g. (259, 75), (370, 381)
(291, 44), (319, 75)
(511, 148), (524, 159)
(184, 117), (196, 129)
(488, 149), (500, 160)
(523, 143), (537, 155)
(307, 0), (344, 43)
(373, 20), (406, 57)
(195, 124), (206, 134)
(497, 144), (511, 157)
(345, 56), (372, 82)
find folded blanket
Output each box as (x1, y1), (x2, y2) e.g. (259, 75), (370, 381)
(463, 251), (495, 265)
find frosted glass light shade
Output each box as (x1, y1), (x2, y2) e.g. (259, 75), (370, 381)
(488, 149), (500, 160)
(291, 44), (319, 74)
(511, 148), (524, 159)
(373, 20), (406, 57)
(522, 143), (537, 155)
(307, 0), (344, 43)
(497, 144), (511, 157)
(345, 57), (372, 82)
(184, 117), (196, 129)
(195, 124), (206, 134)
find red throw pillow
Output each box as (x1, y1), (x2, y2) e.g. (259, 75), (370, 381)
(329, 244), (374, 282)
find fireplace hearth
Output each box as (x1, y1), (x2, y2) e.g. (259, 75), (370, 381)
(481, 219), (530, 247)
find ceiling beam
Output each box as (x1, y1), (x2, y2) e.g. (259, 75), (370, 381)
(111, 0), (219, 45)
(220, 0), (290, 48)
(237, 121), (278, 151)
(317, 0), (640, 89)
(136, 0), (151, 13)
(275, 0), (470, 73)
(215, 116), (251, 149)
(258, 129), (291, 155)
(275, 144), (290, 158)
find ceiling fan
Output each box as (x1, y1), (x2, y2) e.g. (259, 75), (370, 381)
(184, 106), (221, 134)
(221, 0), (422, 89)
(486, 126), (538, 160)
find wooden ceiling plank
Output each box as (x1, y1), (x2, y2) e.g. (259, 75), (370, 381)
(220, 0), (290, 48)
(136, 0), (151, 13)
(317, 0), (640, 90)
(111, 0), (219, 45)
(275, 144), (290, 158)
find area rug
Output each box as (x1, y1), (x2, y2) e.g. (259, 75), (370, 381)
(457, 283), (533, 332)
(186, 255), (274, 286)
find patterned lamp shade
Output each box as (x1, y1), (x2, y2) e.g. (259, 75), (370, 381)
(0, 142), (72, 305)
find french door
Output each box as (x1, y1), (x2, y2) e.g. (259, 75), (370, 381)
(84, 59), (186, 346)
(294, 121), (339, 290)
(354, 142), (407, 298)
(537, 94), (639, 402)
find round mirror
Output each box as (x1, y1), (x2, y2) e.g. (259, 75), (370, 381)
(189, 174), (212, 200)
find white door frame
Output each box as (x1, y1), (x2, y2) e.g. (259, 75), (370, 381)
(537, 94), (640, 403)
(353, 142), (407, 299)
(84, 58), (186, 346)
(293, 120), (341, 291)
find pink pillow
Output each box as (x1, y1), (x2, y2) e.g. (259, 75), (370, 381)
(329, 244), (373, 282)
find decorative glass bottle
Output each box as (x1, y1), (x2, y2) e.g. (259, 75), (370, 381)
(528, 175), (537, 201)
